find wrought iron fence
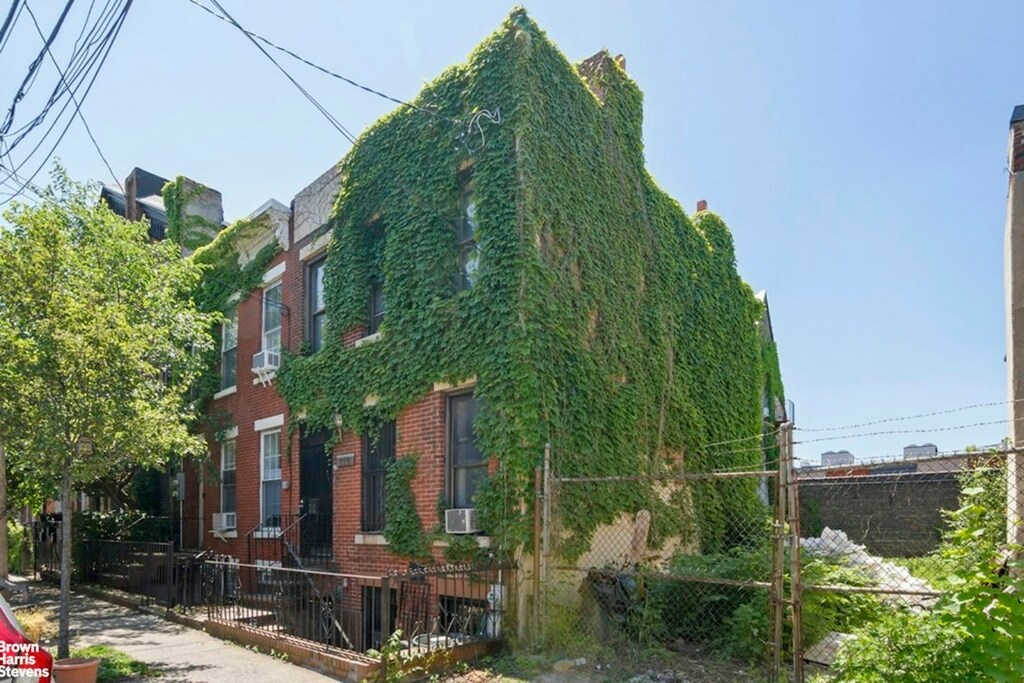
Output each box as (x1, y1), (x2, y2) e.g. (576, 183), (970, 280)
(382, 561), (513, 660)
(79, 539), (176, 607)
(203, 558), (515, 662)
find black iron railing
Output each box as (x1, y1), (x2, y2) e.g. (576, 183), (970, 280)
(80, 539), (176, 606)
(202, 559), (515, 659)
(381, 560), (514, 660)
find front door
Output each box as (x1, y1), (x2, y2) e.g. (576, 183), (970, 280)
(299, 428), (333, 564)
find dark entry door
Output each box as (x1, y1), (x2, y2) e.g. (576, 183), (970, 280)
(299, 428), (333, 564)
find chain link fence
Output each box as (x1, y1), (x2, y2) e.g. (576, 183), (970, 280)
(536, 432), (1020, 682)
(540, 456), (782, 679)
(792, 449), (1013, 678)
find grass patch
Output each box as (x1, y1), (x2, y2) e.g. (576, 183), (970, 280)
(70, 645), (160, 682)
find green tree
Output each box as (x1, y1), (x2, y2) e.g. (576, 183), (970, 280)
(0, 170), (214, 658)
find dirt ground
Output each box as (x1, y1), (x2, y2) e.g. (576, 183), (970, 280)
(441, 642), (768, 683)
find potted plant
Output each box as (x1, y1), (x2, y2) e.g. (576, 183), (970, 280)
(52, 656), (101, 683)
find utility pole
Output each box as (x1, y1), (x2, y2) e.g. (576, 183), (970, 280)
(1005, 104), (1024, 557)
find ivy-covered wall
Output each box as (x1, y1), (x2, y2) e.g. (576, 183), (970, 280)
(276, 9), (784, 559)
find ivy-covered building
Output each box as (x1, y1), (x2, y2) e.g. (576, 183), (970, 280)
(181, 7), (783, 623)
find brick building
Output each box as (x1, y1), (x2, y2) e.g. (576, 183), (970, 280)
(176, 11), (783, 649)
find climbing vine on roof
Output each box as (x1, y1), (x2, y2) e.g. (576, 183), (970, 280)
(276, 9), (783, 560)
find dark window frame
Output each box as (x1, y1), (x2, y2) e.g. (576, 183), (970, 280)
(445, 391), (486, 509)
(367, 279), (385, 335)
(453, 170), (479, 292)
(361, 420), (396, 532)
(307, 257), (327, 353)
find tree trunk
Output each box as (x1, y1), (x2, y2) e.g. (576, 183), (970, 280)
(58, 455), (72, 659)
(0, 442), (7, 580)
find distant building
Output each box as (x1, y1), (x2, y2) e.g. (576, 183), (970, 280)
(821, 450), (855, 467)
(903, 443), (938, 460)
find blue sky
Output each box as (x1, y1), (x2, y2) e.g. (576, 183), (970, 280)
(3, 1), (1020, 464)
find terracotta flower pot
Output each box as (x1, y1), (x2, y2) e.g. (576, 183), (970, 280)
(53, 657), (100, 683)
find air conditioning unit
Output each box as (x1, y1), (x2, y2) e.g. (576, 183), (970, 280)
(445, 508), (481, 535)
(252, 350), (281, 373)
(212, 512), (236, 531)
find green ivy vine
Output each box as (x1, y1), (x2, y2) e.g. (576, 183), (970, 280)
(276, 9), (784, 561)
(382, 454), (429, 558)
(163, 177), (221, 252)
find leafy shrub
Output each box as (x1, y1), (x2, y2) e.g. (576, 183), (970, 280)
(644, 545), (882, 663)
(832, 459), (1024, 681)
(8, 520), (29, 575)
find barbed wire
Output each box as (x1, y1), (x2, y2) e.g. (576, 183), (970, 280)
(795, 398), (1021, 433)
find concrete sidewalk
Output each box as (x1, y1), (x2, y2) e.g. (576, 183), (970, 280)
(25, 583), (338, 682)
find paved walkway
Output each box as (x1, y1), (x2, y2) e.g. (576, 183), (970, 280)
(25, 583), (337, 682)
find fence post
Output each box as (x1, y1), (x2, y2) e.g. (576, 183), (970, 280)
(769, 427), (787, 683)
(784, 422), (804, 682)
(533, 462), (545, 645)
(165, 542), (175, 608)
(380, 575), (392, 680)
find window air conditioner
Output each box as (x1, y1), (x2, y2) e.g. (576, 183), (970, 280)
(252, 350), (281, 372)
(212, 512), (236, 531)
(445, 508), (481, 534)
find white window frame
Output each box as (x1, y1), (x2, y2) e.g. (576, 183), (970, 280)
(262, 281), (283, 353)
(220, 312), (238, 390)
(220, 440), (237, 516)
(260, 430), (282, 531)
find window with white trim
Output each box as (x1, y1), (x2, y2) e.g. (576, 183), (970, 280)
(221, 441), (236, 515)
(220, 312), (238, 390)
(262, 282), (282, 353)
(260, 430), (282, 528)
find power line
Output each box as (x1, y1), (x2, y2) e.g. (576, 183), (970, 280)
(0, 0), (76, 139)
(0, 0), (23, 50)
(795, 398), (1020, 433)
(0, 0), (131, 206)
(202, 0), (357, 144)
(24, 1), (122, 194)
(185, 0), (461, 127)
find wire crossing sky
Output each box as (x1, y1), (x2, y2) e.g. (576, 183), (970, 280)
(0, 1), (1020, 464)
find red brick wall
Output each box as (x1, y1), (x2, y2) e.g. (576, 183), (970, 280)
(189, 218), (472, 575)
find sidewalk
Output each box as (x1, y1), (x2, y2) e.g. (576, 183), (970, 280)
(25, 583), (337, 682)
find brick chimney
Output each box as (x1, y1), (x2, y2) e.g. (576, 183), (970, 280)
(696, 199), (708, 213)
(578, 50), (627, 104)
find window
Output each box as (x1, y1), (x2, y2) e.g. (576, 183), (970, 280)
(262, 282), (282, 353)
(447, 392), (486, 508)
(221, 441), (236, 515)
(453, 173), (479, 291)
(260, 430), (282, 528)
(220, 312), (238, 389)
(308, 258), (327, 353)
(368, 279), (385, 335)
(361, 420), (396, 532)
